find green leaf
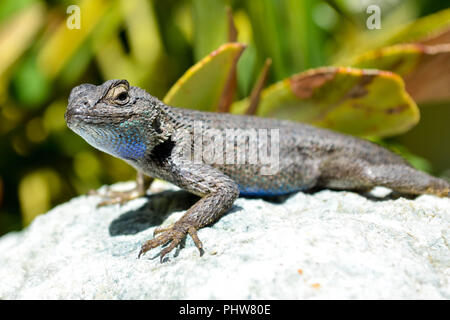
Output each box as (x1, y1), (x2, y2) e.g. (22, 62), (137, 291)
(37, 0), (110, 78)
(244, 0), (326, 82)
(333, 7), (450, 66)
(385, 8), (450, 46)
(163, 42), (246, 111)
(0, 2), (44, 80)
(120, 0), (163, 67)
(353, 43), (450, 103)
(285, 0), (325, 70)
(93, 0), (167, 96)
(12, 54), (51, 109)
(231, 67), (419, 138)
(192, 0), (228, 62)
(0, 0), (35, 23)
(245, 0), (288, 79)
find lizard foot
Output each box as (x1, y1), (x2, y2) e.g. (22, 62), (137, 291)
(89, 174), (153, 207)
(138, 222), (204, 262)
(89, 187), (145, 207)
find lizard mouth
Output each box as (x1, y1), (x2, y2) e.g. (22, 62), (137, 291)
(65, 110), (125, 126)
(66, 112), (102, 125)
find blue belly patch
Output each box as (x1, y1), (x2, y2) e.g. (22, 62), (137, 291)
(238, 185), (302, 197)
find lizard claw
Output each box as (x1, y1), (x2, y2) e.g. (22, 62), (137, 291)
(138, 223), (203, 261)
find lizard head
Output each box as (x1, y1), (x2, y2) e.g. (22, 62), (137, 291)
(65, 79), (170, 162)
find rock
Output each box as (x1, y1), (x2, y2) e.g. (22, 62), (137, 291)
(0, 181), (449, 299)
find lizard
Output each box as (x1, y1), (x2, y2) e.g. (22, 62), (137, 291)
(65, 79), (450, 261)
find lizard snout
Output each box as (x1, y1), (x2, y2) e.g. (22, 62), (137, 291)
(66, 83), (101, 126)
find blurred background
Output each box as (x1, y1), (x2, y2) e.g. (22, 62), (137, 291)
(0, 0), (449, 236)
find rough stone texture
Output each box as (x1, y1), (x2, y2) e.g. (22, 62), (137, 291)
(0, 181), (449, 299)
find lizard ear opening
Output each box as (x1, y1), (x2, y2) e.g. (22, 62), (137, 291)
(152, 117), (162, 134)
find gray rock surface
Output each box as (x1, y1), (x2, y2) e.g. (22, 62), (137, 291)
(0, 180), (449, 299)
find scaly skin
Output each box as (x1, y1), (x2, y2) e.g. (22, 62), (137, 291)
(65, 79), (450, 261)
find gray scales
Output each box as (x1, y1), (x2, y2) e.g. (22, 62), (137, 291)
(65, 79), (450, 261)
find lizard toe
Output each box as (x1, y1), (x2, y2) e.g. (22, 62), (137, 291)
(159, 238), (182, 262)
(187, 226), (204, 255)
(138, 234), (170, 258)
(138, 223), (203, 261)
(153, 224), (173, 236)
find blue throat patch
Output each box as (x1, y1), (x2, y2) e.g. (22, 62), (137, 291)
(109, 122), (146, 161)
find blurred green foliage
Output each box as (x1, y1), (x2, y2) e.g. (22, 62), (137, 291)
(0, 0), (449, 235)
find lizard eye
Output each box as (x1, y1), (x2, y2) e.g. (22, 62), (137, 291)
(114, 86), (129, 105)
(105, 83), (130, 105)
(116, 91), (129, 103)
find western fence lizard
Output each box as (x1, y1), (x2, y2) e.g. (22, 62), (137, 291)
(65, 79), (450, 261)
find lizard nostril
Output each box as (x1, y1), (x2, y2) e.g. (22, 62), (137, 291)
(81, 101), (91, 108)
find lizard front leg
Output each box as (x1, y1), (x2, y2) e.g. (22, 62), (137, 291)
(138, 163), (239, 261)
